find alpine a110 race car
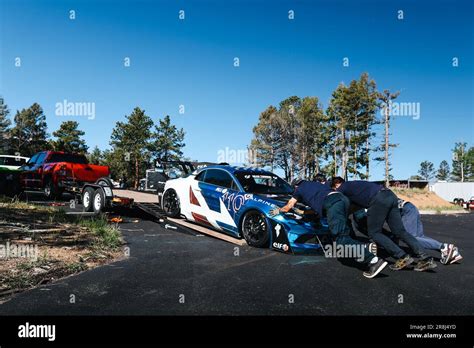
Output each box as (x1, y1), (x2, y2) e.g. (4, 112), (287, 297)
(160, 165), (329, 253)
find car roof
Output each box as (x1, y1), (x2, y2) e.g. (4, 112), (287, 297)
(198, 165), (274, 175)
(0, 155), (29, 159)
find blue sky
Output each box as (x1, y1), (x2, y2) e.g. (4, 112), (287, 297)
(1, 0), (473, 180)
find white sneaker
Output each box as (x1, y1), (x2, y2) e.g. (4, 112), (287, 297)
(450, 246), (463, 264)
(365, 242), (377, 256)
(440, 243), (454, 265)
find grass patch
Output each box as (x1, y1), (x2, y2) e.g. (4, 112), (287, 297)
(0, 198), (125, 301)
(78, 215), (122, 250)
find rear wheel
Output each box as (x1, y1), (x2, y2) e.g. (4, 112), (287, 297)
(92, 188), (105, 214)
(241, 210), (270, 248)
(96, 177), (113, 187)
(162, 189), (180, 217)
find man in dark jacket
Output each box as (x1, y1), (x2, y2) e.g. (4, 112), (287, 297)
(331, 177), (436, 272)
(271, 179), (388, 279)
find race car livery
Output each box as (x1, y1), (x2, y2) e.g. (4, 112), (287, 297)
(161, 165), (329, 253)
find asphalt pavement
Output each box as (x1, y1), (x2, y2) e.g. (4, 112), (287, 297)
(0, 204), (472, 315)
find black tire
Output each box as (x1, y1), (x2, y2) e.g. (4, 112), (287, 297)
(44, 178), (61, 200)
(96, 177), (113, 187)
(162, 189), (180, 217)
(453, 198), (459, 205)
(241, 210), (270, 248)
(92, 188), (105, 214)
(458, 198), (464, 206)
(82, 187), (95, 212)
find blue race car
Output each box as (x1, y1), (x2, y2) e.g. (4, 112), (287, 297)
(161, 165), (329, 253)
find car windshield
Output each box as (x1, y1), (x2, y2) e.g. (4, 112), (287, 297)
(46, 153), (89, 164)
(235, 172), (293, 195)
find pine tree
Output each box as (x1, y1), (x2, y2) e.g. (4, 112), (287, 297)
(418, 161), (435, 180)
(451, 143), (474, 182)
(0, 97), (11, 153)
(9, 103), (50, 156)
(87, 146), (103, 165)
(52, 121), (88, 153)
(436, 160), (450, 181)
(110, 107), (154, 188)
(377, 90), (400, 186)
(326, 84), (348, 178)
(296, 96), (329, 179)
(250, 105), (280, 171)
(150, 115), (185, 162)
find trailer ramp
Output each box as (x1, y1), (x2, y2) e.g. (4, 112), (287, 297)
(134, 202), (246, 246)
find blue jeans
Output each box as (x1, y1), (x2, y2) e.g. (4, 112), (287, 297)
(401, 203), (443, 251)
(323, 193), (375, 264)
(367, 190), (427, 259)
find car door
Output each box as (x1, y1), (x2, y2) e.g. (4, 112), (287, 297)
(30, 152), (47, 189)
(20, 153), (39, 189)
(192, 169), (239, 235)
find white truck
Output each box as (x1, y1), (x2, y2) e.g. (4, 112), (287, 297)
(430, 181), (474, 207)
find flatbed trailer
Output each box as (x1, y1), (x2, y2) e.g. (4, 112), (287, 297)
(80, 182), (135, 214)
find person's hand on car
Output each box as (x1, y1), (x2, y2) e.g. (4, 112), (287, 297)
(269, 208), (280, 217)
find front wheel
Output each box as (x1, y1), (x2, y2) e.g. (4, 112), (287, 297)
(44, 179), (62, 200)
(162, 189), (180, 217)
(83, 187), (95, 212)
(241, 210), (270, 248)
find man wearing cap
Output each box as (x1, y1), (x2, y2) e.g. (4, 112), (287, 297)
(270, 178), (388, 279)
(330, 177), (436, 272)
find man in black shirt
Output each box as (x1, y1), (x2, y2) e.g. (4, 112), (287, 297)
(331, 177), (436, 272)
(271, 179), (388, 279)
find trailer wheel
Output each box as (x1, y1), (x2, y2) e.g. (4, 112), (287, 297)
(241, 210), (270, 248)
(96, 177), (113, 187)
(82, 187), (95, 212)
(162, 189), (180, 217)
(453, 198), (459, 205)
(92, 188), (105, 214)
(458, 198), (464, 205)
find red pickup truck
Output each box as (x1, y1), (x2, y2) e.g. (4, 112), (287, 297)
(19, 151), (110, 199)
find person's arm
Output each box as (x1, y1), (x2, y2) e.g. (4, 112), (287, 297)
(270, 198), (298, 216)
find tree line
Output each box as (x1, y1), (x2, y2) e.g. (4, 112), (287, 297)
(250, 73), (399, 184)
(417, 142), (474, 182)
(0, 98), (185, 188)
(250, 72), (473, 183)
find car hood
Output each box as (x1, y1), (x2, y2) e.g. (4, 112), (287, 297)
(252, 193), (311, 211)
(253, 193), (291, 205)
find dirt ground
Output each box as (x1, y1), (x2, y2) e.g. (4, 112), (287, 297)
(391, 188), (460, 210)
(0, 202), (124, 301)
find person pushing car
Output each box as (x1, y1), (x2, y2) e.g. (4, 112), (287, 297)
(270, 178), (388, 279)
(330, 177), (436, 272)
